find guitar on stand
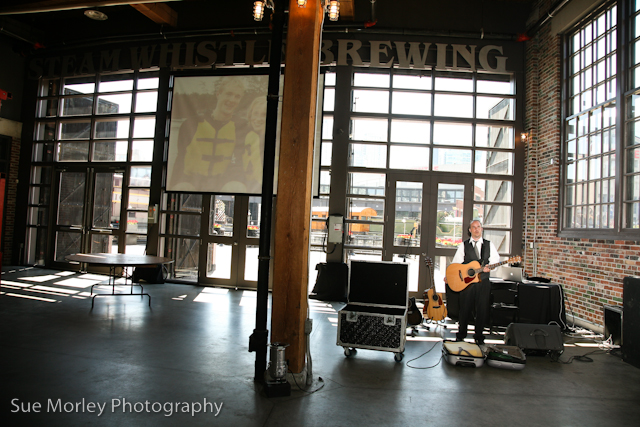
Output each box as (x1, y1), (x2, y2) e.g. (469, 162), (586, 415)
(422, 255), (447, 323)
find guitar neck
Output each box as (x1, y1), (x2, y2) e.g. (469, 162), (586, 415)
(480, 257), (520, 270)
(487, 259), (511, 270)
(424, 258), (436, 291)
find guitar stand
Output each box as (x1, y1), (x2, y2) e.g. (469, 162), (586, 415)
(424, 319), (448, 331)
(406, 318), (434, 336)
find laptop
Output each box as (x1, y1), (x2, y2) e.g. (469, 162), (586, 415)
(500, 266), (524, 282)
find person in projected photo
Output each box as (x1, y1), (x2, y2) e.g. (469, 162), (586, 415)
(177, 77), (247, 191)
(444, 219), (500, 346)
(242, 96), (267, 193)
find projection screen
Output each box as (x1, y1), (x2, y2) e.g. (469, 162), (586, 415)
(166, 75), (278, 194)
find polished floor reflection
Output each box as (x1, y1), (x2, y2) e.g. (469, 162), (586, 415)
(2, 266), (639, 426)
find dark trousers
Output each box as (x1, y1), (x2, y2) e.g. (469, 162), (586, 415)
(456, 279), (491, 342)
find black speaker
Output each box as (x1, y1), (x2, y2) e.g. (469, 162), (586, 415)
(603, 305), (623, 346)
(623, 276), (640, 368)
(504, 323), (564, 356)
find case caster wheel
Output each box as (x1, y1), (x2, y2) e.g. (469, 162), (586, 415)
(344, 347), (357, 357)
(394, 353), (404, 362)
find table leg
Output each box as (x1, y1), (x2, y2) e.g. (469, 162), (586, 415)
(90, 264), (151, 308)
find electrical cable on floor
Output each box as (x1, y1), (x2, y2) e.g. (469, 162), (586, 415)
(553, 349), (608, 364)
(288, 369), (325, 394)
(305, 307), (313, 386)
(405, 340), (443, 369)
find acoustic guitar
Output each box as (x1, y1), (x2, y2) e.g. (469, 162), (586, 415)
(422, 255), (447, 321)
(446, 256), (522, 292)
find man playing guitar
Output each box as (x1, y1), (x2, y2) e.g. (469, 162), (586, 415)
(444, 219), (500, 345)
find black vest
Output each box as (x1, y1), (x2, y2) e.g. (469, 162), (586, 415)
(463, 238), (491, 280)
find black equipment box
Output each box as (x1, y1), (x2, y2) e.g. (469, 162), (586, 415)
(337, 261), (408, 362)
(504, 323), (564, 356)
(491, 280), (518, 328)
(309, 262), (348, 302)
(623, 276), (640, 368)
(517, 283), (567, 330)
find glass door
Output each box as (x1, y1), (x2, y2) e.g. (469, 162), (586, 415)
(51, 168), (124, 269)
(385, 175), (427, 298)
(430, 180), (469, 293)
(201, 195), (262, 289)
(385, 174), (474, 297)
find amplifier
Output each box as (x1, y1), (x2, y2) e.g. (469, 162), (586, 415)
(603, 305), (623, 346)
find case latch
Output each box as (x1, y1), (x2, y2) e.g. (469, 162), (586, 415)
(384, 315), (396, 326)
(346, 311), (358, 322)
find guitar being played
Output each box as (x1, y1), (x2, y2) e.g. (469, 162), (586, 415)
(446, 256), (522, 292)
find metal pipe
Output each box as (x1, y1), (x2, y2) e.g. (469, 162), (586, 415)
(249, 0), (286, 384)
(526, 0), (572, 37)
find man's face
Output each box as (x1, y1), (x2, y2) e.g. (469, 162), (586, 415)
(217, 83), (244, 113)
(250, 102), (267, 131)
(469, 221), (483, 240)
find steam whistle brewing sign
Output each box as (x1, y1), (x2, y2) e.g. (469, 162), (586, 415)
(27, 36), (514, 79)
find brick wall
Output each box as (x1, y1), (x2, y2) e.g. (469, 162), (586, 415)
(524, 0), (640, 328)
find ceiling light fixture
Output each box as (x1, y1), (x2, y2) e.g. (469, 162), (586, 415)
(253, 1), (340, 22)
(326, 0), (339, 21)
(253, 1), (265, 21)
(84, 9), (108, 21)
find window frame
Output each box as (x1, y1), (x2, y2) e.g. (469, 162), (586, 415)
(560, 0), (640, 238)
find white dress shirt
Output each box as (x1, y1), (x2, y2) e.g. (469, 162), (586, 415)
(451, 237), (500, 265)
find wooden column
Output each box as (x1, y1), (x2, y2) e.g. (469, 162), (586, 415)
(271, 0), (324, 373)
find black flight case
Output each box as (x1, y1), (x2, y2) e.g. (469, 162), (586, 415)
(337, 260), (409, 362)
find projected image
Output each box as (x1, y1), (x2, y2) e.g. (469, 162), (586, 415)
(167, 75), (277, 193)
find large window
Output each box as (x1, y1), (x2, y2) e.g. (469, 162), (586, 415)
(564, 3), (618, 230)
(345, 69), (517, 257)
(563, 1), (640, 234)
(626, 1), (640, 229)
(27, 70), (159, 265)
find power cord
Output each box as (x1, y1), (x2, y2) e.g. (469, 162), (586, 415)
(288, 369), (326, 394)
(552, 349), (607, 364)
(405, 341), (443, 369)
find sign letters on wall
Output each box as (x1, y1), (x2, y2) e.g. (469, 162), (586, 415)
(28, 37), (512, 79)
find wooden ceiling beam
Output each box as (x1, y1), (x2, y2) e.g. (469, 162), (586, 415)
(0, 1), (181, 15)
(339, 0), (354, 20)
(131, 3), (177, 27)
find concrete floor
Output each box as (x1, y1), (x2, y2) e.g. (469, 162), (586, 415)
(1, 266), (639, 426)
